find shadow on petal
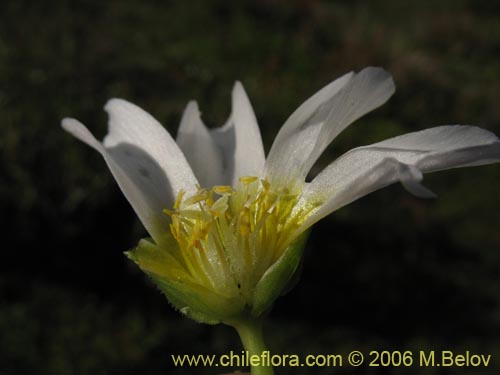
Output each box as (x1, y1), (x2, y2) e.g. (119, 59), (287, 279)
(106, 142), (174, 240)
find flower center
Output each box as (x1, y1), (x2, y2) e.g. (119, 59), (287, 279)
(164, 176), (309, 302)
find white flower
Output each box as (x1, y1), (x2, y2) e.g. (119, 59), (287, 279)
(62, 67), (500, 323)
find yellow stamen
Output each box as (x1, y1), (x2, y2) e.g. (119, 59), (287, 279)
(173, 189), (185, 210)
(239, 176), (258, 185)
(213, 185), (233, 195)
(163, 177), (315, 302)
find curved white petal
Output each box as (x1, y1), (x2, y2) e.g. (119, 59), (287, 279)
(300, 125), (500, 229)
(231, 81), (266, 179)
(211, 82), (265, 185)
(103, 99), (198, 198)
(176, 101), (224, 187)
(265, 67), (395, 191)
(62, 100), (199, 243)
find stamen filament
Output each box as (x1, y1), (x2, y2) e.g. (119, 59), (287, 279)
(163, 177), (314, 300)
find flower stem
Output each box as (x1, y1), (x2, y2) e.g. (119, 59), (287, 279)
(232, 319), (274, 375)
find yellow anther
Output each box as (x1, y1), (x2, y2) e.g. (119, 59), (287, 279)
(239, 176), (258, 185)
(213, 185), (232, 195)
(174, 189), (185, 210)
(185, 189), (208, 206)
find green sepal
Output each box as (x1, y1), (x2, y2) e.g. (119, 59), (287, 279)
(149, 275), (238, 325)
(126, 237), (245, 324)
(251, 230), (309, 317)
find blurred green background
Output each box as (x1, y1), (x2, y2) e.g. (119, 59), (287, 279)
(1, 0), (500, 374)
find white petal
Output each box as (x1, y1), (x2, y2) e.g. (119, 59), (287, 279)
(103, 99), (198, 198)
(211, 82), (265, 185)
(231, 81), (266, 178)
(62, 118), (176, 243)
(300, 125), (500, 228)
(176, 101), (224, 187)
(62, 100), (200, 243)
(265, 67), (395, 190)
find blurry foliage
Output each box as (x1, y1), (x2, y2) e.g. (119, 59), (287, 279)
(0, 279), (243, 375)
(1, 0), (500, 374)
(0, 281), (168, 375)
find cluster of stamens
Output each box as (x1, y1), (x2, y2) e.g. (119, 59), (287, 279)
(164, 176), (308, 302)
